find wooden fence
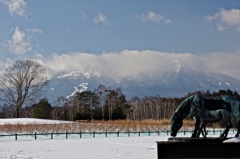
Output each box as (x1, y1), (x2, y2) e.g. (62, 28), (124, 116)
(0, 129), (237, 141)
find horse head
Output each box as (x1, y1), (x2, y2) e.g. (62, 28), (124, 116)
(170, 94), (204, 137)
(170, 113), (183, 137)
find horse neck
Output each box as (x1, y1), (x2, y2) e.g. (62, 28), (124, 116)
(175, 97), (193, 119)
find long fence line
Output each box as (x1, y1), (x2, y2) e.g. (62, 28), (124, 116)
(0, 129), (237, 141)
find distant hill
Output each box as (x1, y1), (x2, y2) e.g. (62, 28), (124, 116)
(42, 62), (240, 104)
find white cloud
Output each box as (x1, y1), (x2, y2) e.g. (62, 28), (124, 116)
(93, 13), (109, 25)
(42, 50), (240, 81)
(206, 8), (240, 32)
(5, 26), (31, 55)
(1, 0), (27, 17)
(137, 11), (172, 25)
(4, 26), (42, 55)
(1, 50), (240, 81)
(0, 58), (14, 76)
(81, 11), (87, 19)
(203, 51), (240, 79)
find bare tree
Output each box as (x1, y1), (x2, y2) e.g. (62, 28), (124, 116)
(0, 60), (48, 118)
(94, 84), (108, 120)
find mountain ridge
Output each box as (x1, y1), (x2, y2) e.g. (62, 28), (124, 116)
(42, 65), (240, 104)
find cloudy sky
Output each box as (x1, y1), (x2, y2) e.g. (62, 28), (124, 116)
(0, 0), (240, 80)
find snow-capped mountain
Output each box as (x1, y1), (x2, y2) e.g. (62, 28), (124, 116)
(42, 70), (116, 104)
(42, 64), (240, 104)
(118, 67), (240, 98)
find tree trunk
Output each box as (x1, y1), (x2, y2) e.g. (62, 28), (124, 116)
(16, 106), (20, 118)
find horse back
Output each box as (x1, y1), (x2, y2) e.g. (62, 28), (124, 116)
(203, 96), (228, 110)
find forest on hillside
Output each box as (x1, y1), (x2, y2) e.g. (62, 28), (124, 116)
(0, 84), (239, 121)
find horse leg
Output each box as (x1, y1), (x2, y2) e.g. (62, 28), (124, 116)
(223, 126), (230, 138)
(200, 124), (204, 137)
(192, 116), (201, 138)
(235, 121), (240, 137)
(235, 128), (240, 137)
(219, 128), (226, 138)
(220, 121), (231, 138)
(201, 123), (207, 138)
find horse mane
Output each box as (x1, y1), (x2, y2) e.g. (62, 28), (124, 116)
(174, 95), (198, 119)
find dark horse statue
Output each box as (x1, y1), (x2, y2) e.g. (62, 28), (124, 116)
(170, 94), (240, 138)
(189, 105), (233, 138)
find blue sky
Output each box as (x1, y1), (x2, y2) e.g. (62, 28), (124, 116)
(0, 0), (240, 80)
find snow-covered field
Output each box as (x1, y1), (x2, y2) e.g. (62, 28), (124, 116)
(0, 118), (239, 159)
(0, 118), (74, 125)
(0, 136), (161, 159)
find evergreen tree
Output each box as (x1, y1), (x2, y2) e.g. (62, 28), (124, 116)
(33, 98), (52, 119)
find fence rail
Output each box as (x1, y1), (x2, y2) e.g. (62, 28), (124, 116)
(0, 129), (237, 141)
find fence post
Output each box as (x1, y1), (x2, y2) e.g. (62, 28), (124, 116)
(138, 131), (140, 136)
(148, 131), (150, 136)
(80, 132), (82, 138)
(35, 133), (37, 140)
(15, 133), (17, 140)
(105, 132), (107, 137)
(66, 132), (68, 139)
(51, 133), (53, 139)
(117, 131), (119, 137)
(93, 131), (95, 138)
(128, 131), (130, 137)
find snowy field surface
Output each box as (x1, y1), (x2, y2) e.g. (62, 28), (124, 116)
(0, 136), (161, 159)
(0, 118), (239, 159)
(0, 118), (74, 125)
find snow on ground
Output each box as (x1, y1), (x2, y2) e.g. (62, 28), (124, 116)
(0, 118), (161, 159)
(0, 136), (161, 159)
(0, 118), (74, 125)
(0, 118), (239, 159)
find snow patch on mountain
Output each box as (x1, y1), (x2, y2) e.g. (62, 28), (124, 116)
(225, 82), (230, 86)
(56, 68), (102, 79)
(66, 83), (88, 100)
(57, 71), (91, 79)
(219, 82), (231, 86)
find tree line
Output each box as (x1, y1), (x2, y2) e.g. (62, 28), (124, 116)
(0, 87), (239, 121)
(0, 59), (239, 121)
